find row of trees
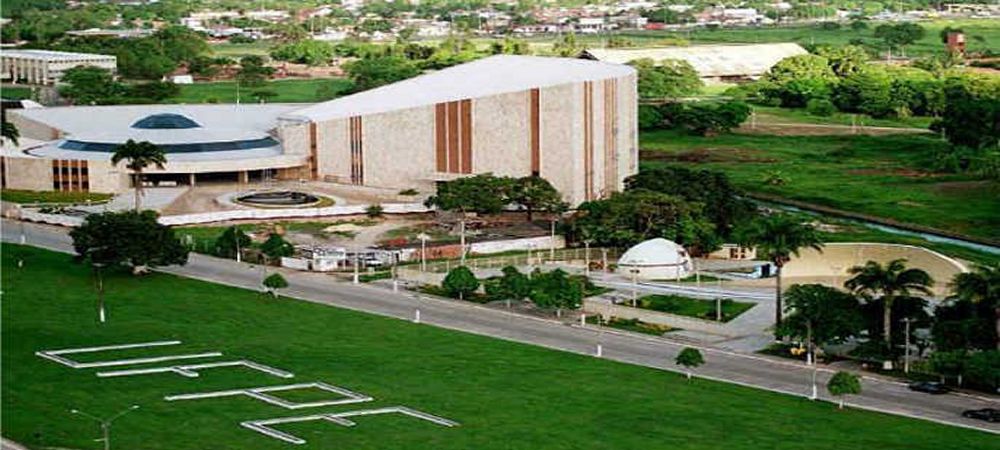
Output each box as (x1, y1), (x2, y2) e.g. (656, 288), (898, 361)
(779, 261), (999, 390)
(441, 265), (592, 317)
(424, 174), (567, 221)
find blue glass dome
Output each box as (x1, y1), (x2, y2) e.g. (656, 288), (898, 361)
(131, 113), (201, 129)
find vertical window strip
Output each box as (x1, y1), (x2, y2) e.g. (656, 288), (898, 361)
(435, 103), (447, 172)
(460, 99), (472, 174)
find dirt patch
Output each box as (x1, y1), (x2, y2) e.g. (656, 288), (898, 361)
(931, 180), (998, 195)
(640, 148), (777, 164)
(846, 168), (939, 178)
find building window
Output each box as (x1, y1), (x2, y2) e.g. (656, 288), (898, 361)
(434, 99), (472, 174)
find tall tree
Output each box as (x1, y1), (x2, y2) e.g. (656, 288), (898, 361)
(69, 210), (189, 274)
(625, 167), (754, 238)
(779, 284), (864, 360)
(950, 264), (1000, 350)
(735, 215), (824, 334)
(508, 175), (567, 221)
(845, 259), (933, 350)
(111, 139), (166, 211)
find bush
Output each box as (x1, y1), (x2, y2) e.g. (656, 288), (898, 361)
(661, 101), (750, 136)
(806, 98), (836, 116)
(442, 266), (479, 300)
(262, 273), (288, 297)
(637, 104), (664, 130)
(260, 233), (294, 261)
(366, 204), (384, 218)
(398, 188), (419, 196)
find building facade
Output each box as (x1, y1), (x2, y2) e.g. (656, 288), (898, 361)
(279, 55), (638, 205)
(3, 55), (638, 207)
(1, 50), (117, 85)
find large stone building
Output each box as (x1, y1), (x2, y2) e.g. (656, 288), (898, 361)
(2, 55), (637, 206)
(1, 50), (117, 85)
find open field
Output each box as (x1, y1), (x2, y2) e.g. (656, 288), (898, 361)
(1, 86), (33, 100)
(4, 244), (998, 449)
(749, 106), (935, 130)
(166, 78), (353, 104)
(613, 19), (1000, 57)
(640, 129), (1000, 242)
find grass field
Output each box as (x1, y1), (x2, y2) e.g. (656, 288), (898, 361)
(4, 244), (998, 449)
(166, 78), (354, 104)
(0, 189), (113, 205)
(636, 294), (755, 322)
(613, 19), (1000, 57)
(750, 106), (935, 129)
(1, 86), (34, 100)
(639, 129), (1000, 242)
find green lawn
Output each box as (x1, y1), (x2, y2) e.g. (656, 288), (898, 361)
(640, 129), (1000, 242)
(1, 86), (34, 100)
(614, 19), (1000, 57)
(5, 244), (997, 449)
(166, 78), (354, 104)
(636, 294), (755, 322)
(0, 189), (113, 205)
(209, 41), (275, 58)
(750, 105), (935, 129)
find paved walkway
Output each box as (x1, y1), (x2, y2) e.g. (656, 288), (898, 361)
(3, 219), (999, 435)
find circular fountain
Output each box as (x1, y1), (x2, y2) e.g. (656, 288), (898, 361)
(235, 191), (325, 208)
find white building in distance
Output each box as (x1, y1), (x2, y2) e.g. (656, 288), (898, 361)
(1, 50), (117, 85)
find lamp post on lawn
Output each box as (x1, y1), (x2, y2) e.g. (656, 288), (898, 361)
(583, 240), (591, 276)
(86, 246), (110, 323)
(70, 405), (139, 450)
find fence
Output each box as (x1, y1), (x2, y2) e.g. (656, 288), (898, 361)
(18, 202), (432, 227)
(410, 247), (623, 274)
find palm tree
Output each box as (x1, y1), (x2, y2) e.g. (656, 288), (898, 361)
(950, 264), (1000, 350)
(845, 259), (933, 349)
(111, 140), (166, 211)
(736, 214), (823, 334)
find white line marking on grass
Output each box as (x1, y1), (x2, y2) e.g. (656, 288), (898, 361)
(240, 406), (459, 445)
(35, 341), (222, 369)
(96, 360), (294, 379)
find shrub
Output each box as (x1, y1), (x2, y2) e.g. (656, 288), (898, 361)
(637, 104), (664, 130)
(262, 273), (288, 297)
(442, 266), (479, 300)
(827, 371), (861, 409)
(366, 204), (384, 218)
(806, 98), (836, 116)
(260, 233), (294, 262)
(660, 101), (750, 136)
(398, 188), (419, 196)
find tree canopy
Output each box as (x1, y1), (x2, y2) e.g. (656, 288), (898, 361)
(778, 284), (864, 347)
(70, 210), (188, 273)
(625, 167), (754, 238)
(629, 58), (703, 100)
(344, 56), (421, 92)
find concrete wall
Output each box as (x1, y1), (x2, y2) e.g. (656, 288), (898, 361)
(471, 90), (531, 176)
(305, 74), (638, 207)
(1, 156), (52, 191)
(782, 243), (967, 297)
(86, 159), (128, 193)
(9, 112), (61, 141)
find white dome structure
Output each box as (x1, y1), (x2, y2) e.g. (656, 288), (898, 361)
(617, 238), (693, 280)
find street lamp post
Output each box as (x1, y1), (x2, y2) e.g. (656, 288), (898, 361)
(70, 405), (139, 450)
(417, 233), (430, 272)
(583, 240), (591, 276)
(459, 219), (467, 266)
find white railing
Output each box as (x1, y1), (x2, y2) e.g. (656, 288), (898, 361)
(19, 202), (432, 227)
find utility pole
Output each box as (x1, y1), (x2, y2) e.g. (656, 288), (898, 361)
(459, 218), (466, 266)
(418, 233), (430, 272)
(583, 240), (591, 276)
(70, 405), (139, 450)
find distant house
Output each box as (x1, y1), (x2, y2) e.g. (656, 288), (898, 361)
(579, 43), (808, 83)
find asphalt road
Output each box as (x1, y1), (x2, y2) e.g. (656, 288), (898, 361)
(3, 219), (998, 435)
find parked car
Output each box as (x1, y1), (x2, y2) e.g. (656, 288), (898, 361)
(962, 408), (1000, 423)
(908, 381), (950, 395)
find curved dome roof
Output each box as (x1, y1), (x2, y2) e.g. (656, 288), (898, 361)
(618, 238), (688, 266)
(131, 113), (201, 129)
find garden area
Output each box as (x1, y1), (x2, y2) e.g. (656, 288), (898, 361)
(635, 294), (755, 323)
(4, 244), (998, 450)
